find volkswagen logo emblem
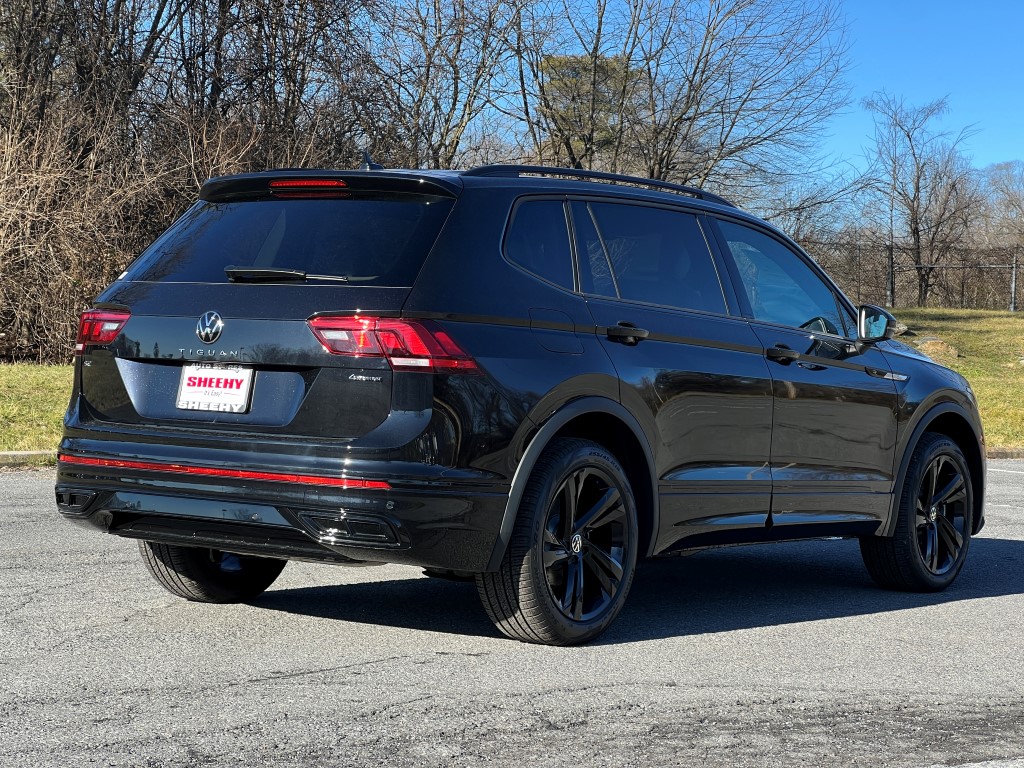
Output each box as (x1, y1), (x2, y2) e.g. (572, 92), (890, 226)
(196, 311), (224, 344)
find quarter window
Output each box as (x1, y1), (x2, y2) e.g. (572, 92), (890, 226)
(577, 202), (727, 315)
(717, 220), (848, 336)
(504, 200), (574, 290)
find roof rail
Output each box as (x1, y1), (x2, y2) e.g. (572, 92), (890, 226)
(462, 164), (736, 208)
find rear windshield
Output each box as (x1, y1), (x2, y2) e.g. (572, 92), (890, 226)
(123, 194), (454, 285)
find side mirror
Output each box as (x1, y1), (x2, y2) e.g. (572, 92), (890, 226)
(857, 305), (896, 343)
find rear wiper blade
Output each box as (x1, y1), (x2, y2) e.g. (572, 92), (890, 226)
(224, 267), (353, 283)
(225, 266), (307, 282)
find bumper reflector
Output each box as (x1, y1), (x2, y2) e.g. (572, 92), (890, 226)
(57, 454), (391, 490)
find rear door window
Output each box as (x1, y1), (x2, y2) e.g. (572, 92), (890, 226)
(123, 194), (455, 286)
(503, 199), (574, 290)
(577, 201), (728, 315)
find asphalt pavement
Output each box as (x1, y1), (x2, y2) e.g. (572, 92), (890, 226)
(2, 464), (1023, 767)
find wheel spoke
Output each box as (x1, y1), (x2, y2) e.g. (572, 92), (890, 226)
(932, 472), (965, 508)
(543, 543), (571, 569)
(915, 499), (929, 525)
(560, 558), (585, 620)
(930, 457), (946, 503)
(917, 501), (933, 528)
(923, 460), (938, 506)
(584, 544), (623, 597)
(925, 523), (940, 571)
(936, 514), (963, 559)
(919, 522), (933, 568)
(573, 487), (623, 534)
(560, 473), (580, 538)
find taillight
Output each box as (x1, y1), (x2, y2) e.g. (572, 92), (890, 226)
(308, 316), (479, 372)
(75, 310), (130, 354)
(269, 178), (349, 198)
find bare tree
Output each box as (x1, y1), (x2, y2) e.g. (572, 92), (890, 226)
(0, 0), (179, 360)
(148, 0), (367, 190)
(981, 161), (1024, 246)
(359, 0), (521, 169)
(507, 0), (848, 191)
(864, 93), (982, 306)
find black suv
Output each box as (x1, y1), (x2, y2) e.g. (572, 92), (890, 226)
(56, 165), (985, 645)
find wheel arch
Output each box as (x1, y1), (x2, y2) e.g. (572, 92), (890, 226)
(485, 397), (659, 571)
(883, 401), (986, 537)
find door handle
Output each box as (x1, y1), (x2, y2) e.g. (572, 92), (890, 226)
(796, 361), (826, 371)
(765, 345), (799, 363)
(606, 322), (649, 345)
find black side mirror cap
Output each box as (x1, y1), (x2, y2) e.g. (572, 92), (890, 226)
(857, 305), (897, 344)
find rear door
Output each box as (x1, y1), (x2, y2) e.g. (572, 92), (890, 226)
(570, 199), (775, 553)
(708, 216), (899, 530)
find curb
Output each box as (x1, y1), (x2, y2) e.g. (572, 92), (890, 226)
(0, 451), (56, 467)
(986, 449), (1024, 460)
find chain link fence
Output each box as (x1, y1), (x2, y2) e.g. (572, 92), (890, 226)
(801, 241), (1021, 312)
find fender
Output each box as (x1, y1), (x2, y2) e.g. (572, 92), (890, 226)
(880, 399), (984, 537)
(484, 397), (659, 572)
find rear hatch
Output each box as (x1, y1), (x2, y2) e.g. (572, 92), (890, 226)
(75, 171), (461, 442)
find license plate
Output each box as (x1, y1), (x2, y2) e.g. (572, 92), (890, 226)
(176, 364), (253, 413)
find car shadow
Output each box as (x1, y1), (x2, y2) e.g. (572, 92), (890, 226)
(254, 537), (1024, 644)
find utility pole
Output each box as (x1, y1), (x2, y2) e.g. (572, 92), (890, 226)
(886, 242), (895, 307)
(887, 165), (896, 308)
(1011, 253), (1018, 312)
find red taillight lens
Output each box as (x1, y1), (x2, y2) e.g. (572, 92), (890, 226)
(57, 454), (391, 489)
(75, 310), (130, 354)
(308, 316), (479, 372)
(269, 178), (349, 198)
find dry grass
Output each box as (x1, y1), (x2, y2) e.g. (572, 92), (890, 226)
(895, 308), (1024, 449)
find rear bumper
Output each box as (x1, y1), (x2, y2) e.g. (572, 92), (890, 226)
(56, 452), (509, 572)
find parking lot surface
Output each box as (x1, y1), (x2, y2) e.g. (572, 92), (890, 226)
(2, 464), (1023, 767)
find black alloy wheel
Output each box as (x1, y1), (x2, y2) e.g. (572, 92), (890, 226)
(476, 438), (639, 645)
(542, 465), (629, 622)
(860, 432), (973, 592)
(913, 451), (969, 576)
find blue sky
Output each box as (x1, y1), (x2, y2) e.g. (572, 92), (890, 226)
(822, 0), (1024, 170)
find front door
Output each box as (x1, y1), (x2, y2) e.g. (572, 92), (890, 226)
(708, 217), (899, 530)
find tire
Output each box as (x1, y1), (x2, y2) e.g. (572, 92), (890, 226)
(476, 438), (639, 645)
(860, 432), (973, 591)
(138, 541), (286, 603)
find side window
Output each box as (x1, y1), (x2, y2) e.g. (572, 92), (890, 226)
(581, 202), (727, 314)
(504, 200), (574, 290)
(717, 220), (848, 336)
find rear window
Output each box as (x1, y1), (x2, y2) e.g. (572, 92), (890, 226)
(123, 194), (454, 285)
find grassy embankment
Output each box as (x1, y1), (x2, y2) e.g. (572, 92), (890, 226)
(0, 308), (1020, 455)
(0, 364), (73, 453)
(895, 308), (1023, 451)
